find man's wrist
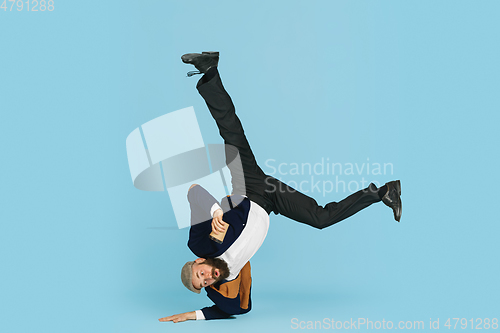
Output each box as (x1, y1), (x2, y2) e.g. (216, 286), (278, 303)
(195, 310), (205, 320)
(210, 203), (222, 217)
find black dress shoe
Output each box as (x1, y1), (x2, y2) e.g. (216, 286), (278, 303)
(181, 52), (219, 76)
(382, 180), (402, 222)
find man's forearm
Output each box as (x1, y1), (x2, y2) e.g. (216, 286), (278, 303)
(188, 184), (219, 214)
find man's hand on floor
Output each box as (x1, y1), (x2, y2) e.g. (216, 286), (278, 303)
(158, 311), (196, 323)
(211, 208), (227, 235)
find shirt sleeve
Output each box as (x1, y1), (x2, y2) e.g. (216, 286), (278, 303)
(210, 203), (222, 217)
(195, 310), (205, 320)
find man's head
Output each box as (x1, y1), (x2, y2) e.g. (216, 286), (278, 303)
(181, 257), (230, 293)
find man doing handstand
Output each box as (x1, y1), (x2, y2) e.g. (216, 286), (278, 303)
(159, 51), (402, 323)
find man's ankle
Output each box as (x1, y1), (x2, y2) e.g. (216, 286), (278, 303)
(377, 185), (388, 199)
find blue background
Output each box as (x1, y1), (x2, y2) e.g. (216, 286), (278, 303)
(1, 1), (499, 332)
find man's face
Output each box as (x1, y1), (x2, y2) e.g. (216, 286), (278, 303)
(191, 258), (221, 290)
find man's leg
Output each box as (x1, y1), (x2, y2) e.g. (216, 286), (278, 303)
(264, 177), (385, 229)
(184, 53), (401, 221)
(196, 67), (273, 212)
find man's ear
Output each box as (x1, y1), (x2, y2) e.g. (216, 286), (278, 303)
(194, 258), (206, 264)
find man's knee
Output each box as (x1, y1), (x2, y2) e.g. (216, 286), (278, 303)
(308, 213), (334, 230)
(189, 184), (199, 191)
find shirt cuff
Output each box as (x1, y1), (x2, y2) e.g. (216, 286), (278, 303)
(195, 310), (205, 320)
(210, 203), (222, 218)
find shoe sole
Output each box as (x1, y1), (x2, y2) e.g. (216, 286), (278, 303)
(395, 180), (401, 196)
(395, 180), (402, 222)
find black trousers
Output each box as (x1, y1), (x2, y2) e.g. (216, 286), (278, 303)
(196, 68), (382, 229)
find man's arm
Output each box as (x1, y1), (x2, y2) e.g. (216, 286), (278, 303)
(157, 306), (231, 323)
(188, 184), (227, 235)
(188, 184), (220, 215)
(200, 305), (232, 320)
(158, 311), (196, 323)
